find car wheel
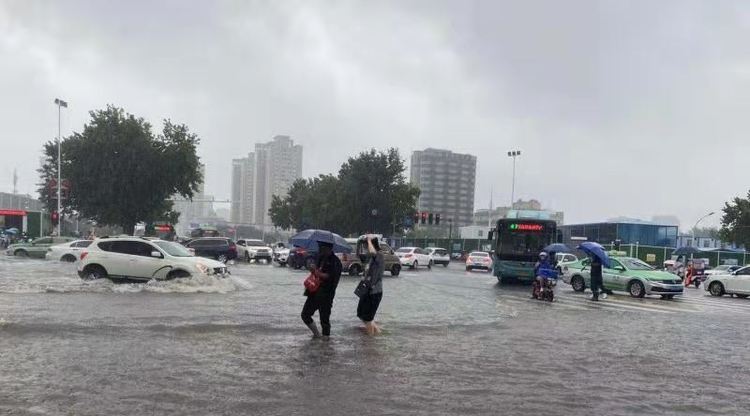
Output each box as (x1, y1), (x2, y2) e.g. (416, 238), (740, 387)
(628, 280), (646, 298)
(661, 295), (675, 300)
(14, 249), (28, 257)
(736, 294), (749, 299)
(61, 254), (77, 263)
(82, 265), (107, 281)
(166, 270), (191, 280)
(709, 281), (725, 297)
(349, 263), (362, 276)
(571, 275), (586, 292)
(305, 257), (316, 270)
(217, 254), (228, 263)
(391, 264), (401, 276)
(443, 263), (448, 267)
(411, 261), (418, 270)
(693, 280), (700, 289)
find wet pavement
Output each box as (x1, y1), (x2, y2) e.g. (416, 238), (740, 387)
(1, 256), (749, 416)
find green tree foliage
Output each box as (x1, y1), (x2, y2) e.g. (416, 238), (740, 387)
(268, 148), (420, 236)
(37, 106), (202, 234)
(719, 190), (750, 249)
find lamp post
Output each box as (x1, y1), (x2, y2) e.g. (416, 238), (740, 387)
(54, 98), (68, 237)
(692, 211), (715, 250)
(507, 150), (521, 208)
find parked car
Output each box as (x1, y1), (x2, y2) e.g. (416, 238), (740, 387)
(704, 265), (750, 298)
(183, 237), (238, 263)
(45, 240), (93, 262)
(426, 247), (450, 267)
(337, 239), (364, 276)
(6, 236), (77, 258)
(236, 238), (273, 263)
(562, 256), (684, 299)
(395, 247), (432, 270)
(466, 251), (493, 272)
(272, 242), (290, 266)
(289, 246), (317, 270)
(77, 237), (228, 282)
(704, 264), (743, 276)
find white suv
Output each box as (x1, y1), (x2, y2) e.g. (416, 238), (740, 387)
(77, 237), (228, 282)
(236, 239), (273, 263)
(425, 247), (450, 267)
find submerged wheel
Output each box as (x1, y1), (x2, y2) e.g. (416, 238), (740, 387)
(411, 261), (418, 270)
(571, 275), (586, 292)
(428, 260), (433, 270)
(166, 270), (191, 280)
(736, 294), (749, 299)
(390, 264), (401, 276)
(628, 280), (646, 298)
(82, 265), (107, 281)
(661, 295), (675, 300)
(14, 249), (28, 257)
(61, 254), (77, 262)
(349, 263), (363, 276)
(709, 281), (725, 297)
(217, 254), (228, 263)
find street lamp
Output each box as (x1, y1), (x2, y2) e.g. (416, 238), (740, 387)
(692, 211), (715, 249)
(507, 150), (521, 208)
(54, 98), (68, 237)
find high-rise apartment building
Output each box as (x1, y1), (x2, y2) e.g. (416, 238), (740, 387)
(231, 135), (303, 226)
(410, 148), (477, 227)
(230, 155), (255, 223)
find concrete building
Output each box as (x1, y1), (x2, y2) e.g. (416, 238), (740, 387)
(253, 135), (303, 225)
(172, 164), (217, 234)
(410, 148), (476, 227)
(676, 232), (743, 251)
(231, 156), (255, 223)
(559, 219), (678, 248)
(231, 135), (303, 226)
(0, 192), (45, 236)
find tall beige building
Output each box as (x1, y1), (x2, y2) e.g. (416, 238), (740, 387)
(410, 148), (477, 227)
(231, 135), (302, 225)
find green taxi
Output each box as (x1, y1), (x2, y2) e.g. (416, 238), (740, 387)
(5, 236), (76, 259)
(561, 255), (684, 299)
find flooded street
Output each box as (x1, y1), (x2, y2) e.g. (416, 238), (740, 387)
(2, 256), (749, 416)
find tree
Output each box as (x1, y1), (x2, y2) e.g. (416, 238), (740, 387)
(719, 190), (750, 249)
(37, 106), (202, 234)
(268, 148), (420, 236)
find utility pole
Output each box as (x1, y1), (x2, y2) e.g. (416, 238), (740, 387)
(54, 98), (68, 236)
(507, 150), (521, 208)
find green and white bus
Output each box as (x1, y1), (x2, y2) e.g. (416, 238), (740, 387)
(489, 218), (558, 284)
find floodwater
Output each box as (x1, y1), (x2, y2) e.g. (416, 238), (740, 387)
(1, 256), (749, 416)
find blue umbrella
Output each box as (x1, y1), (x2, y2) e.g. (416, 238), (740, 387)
(578, 241), (611, 268)
(289, 229), (352, 254)
(543, 243), (572, 254)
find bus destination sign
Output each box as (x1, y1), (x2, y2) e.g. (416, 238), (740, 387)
(508, 223), (544, 232)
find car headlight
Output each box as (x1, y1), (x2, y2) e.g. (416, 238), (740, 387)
(195, 263), (211, 274)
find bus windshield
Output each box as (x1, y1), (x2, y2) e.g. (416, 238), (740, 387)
(494, 219), (556, 261)
(498, 233), (548, 257)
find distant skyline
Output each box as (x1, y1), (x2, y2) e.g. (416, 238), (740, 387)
(2, 1), (747, 228)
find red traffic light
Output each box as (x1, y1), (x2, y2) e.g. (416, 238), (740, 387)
(51, 211), (59, 225)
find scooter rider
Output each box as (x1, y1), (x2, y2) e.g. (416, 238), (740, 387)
(533, 252), (553, 298)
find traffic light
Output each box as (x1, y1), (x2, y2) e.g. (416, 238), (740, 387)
(51, 211), (59, 226)
(435, 213), (441, 225)
(421, 212), (427, 224)
(428, 213), (434, 225)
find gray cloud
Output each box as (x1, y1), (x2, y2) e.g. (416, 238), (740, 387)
(1, 0), (748, 228)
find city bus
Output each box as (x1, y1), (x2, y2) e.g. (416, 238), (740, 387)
(489, 218), (558, 284)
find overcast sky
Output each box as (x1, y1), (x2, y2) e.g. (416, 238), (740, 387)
(1, 0), (748, 228)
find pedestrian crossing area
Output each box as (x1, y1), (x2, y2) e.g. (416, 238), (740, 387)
(494, 288), (750, 315)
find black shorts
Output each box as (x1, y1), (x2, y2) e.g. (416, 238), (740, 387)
(357, 292), (383, 322)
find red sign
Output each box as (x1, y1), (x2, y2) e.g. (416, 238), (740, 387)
(0, 209), (27, 216)
(509, 223), (544, 232)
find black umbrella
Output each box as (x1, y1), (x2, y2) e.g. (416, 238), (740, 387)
(673, 246), (702, 256)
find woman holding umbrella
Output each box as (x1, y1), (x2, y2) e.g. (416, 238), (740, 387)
(578, 242), (611, 301)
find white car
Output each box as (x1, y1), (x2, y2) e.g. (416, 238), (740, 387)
(77, 237), (228, 282)
(45, 240), (94, 262)
(236, 238), (273, 263)
(425, 247), (450, 267)
(704, 265), (750, 298)
(466, 251), (493, 272)
(704, 265), (742, 276)
(272, 242), (290, 266)
(395, 247), (432, 270)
